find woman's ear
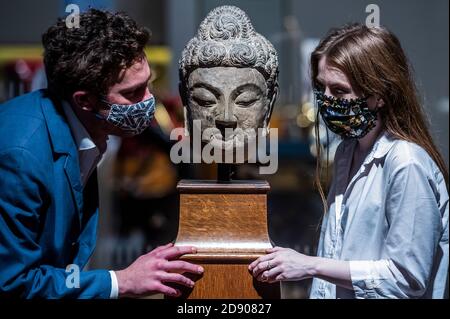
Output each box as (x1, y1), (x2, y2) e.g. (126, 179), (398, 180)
(367, 95), (385, 110)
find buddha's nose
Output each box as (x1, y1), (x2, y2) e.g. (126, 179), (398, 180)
(215, 119), (237, 141)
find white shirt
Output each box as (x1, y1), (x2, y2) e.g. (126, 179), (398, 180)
(62, 102), (119, 299)
(310, 131), (449, 299)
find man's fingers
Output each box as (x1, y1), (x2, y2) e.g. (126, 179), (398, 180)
(160, 273), (195, 288)
(164, 260), (204, 275)
(148, 243), (173, 256)
(155, 283), (180, 297)
(157, 246), (197, 260)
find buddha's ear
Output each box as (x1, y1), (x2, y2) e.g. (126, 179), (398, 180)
(179, 81), (191, 137)
(183, 107), (190, 137)
(179, 81), (188, 107)
(263, 83), (279, 136)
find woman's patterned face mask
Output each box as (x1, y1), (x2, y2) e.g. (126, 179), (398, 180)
(314, 90), (378, 139)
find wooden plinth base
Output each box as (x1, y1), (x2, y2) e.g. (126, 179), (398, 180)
(171, 180), (280, 299)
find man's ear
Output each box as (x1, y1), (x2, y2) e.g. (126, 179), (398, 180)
(72, 91), (97, 112)
(377, 98), (385, 109)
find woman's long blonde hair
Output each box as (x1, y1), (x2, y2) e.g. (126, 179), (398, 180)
(311, 23), (449, 212)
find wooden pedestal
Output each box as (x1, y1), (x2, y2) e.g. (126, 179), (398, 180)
(172, 180), (280, 299)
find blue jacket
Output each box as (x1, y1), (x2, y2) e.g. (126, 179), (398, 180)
(0, 90), (111, 298)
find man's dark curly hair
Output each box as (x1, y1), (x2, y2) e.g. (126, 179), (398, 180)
(42, 9), (150, 100)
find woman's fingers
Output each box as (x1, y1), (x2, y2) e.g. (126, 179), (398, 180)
(249, 252), (276, 271)
(257, 266), (283, 283)
(266, 246), (285, 253)
(251, 257), (278, 277)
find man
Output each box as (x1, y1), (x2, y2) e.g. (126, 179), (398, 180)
(0, 9), (202, 298)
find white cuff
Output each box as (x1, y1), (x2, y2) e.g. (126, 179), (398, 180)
(109, 270), (119, 299)
(349, 260), (373, 282)
(349, 260), (390, 281)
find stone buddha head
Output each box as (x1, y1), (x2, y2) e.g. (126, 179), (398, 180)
(179, 6), (279, 159)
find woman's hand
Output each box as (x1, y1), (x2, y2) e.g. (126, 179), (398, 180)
(249, 247), (353, 289)
(248, 247), (317, 283)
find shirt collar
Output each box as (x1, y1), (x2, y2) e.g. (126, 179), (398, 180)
(341, 130), (397, 165)
(62, 101), (97, 152)
(367, 130), (397, 162)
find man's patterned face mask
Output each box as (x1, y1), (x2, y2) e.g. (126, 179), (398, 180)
(314, 90), (377, 139)
(97, 95), (156, 136)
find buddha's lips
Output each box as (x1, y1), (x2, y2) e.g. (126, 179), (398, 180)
(205, 133), (247, 151)
(210, 132), (236, 142)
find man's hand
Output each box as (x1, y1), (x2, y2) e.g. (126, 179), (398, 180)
(115, 243), (203, 298)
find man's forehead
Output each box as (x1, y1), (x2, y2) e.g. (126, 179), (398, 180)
(117, 57), (151, 86)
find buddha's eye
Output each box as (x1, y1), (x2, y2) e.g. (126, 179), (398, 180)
(191, 88), (217, 107)
(193, 96), (216, 107)
(235, 91), (259, 108)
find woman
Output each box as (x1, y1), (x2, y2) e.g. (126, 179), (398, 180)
(249, 23), (449, 299)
